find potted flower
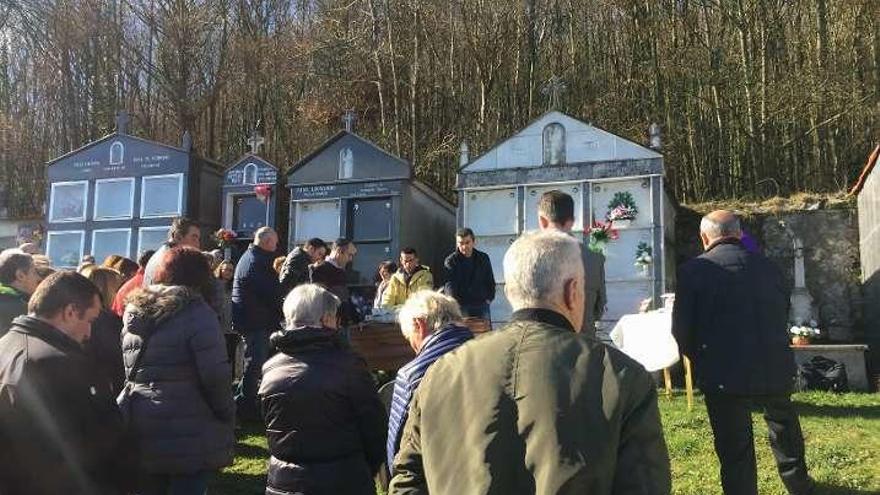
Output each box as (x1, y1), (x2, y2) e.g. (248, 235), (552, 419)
(634, 242), (652, 276)
(789, 324), (820, 346)
(606, 191), (638, 227)
(214, 228), (238, 249)
(588, 221), (619, 254)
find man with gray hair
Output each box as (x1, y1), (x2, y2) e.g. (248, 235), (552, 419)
(259, 284), (386, 494)
(390, 230), (670, 494)
(387, 290), (473, 474)
(233, 226), (283, 421)
(673, 210), (813, 495)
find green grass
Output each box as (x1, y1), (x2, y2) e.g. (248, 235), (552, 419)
(210, 391), (880, 494)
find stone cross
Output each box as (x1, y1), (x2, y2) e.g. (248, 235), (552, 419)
(541, 76), (567, 109)
(342, 110), (357, 132)
(116, 110), (130, 135)
(247, 130), (265, 155)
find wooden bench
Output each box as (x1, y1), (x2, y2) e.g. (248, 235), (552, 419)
(350, 318), (492, 371)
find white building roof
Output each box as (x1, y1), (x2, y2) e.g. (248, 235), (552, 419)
(462, 111), (661, 172)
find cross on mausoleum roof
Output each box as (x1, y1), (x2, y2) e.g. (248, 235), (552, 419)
(115, 110), (130, 135)
(247, 130), (265, 154)
(342, 110), (357, 132)
(541, 75), (567, 110)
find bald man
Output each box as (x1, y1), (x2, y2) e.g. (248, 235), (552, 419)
(672, 210), (812, 495)
(233, 226), (283, 420)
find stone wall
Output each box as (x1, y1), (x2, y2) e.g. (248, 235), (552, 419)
(675, 207), (862, 343)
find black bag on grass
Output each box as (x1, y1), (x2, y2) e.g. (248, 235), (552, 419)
(795, 356), (849, 393)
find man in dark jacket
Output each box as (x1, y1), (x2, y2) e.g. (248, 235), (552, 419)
(278, 237), (327, 293)
(537, 190), (607, 334)
(233, 226), (283, 421)
(672, 210), (812, 495)
(0, 250), (41, 337)
(260, 284), (386, 495)
(390, 231), (670, 494)
(442, 228), (495, 319)
(387, 290), (472, 474)
(310, 238), (360, 326)
(0, 272), (128, 494)
(142, 217), (201, 286)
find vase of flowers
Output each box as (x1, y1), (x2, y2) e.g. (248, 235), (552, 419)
(214, 228), (238, 249)
(588, 221), (619, 253)
(789, 324), (820, 346)
(607, 191), (638, 228)
(634, 242), (653, 276)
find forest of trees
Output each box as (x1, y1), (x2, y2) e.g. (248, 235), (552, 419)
(0, 0), (877, 218)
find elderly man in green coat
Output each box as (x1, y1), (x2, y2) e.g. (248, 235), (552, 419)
(389, 230), (670, 495)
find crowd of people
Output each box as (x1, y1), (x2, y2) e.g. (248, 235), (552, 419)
(0, 190), (814, 495)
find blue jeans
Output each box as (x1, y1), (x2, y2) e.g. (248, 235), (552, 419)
(138, 471), (210, 495)
(461, 303), (491, 321)
(234, 329), (270, 420)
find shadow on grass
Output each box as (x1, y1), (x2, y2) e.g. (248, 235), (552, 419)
(792, 401), (880, 419)
(813, 481), (880, 494)
(235, 441), (269, 459)
(210, 469), (266, 495)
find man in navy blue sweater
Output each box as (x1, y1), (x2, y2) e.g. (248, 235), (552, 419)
(386, 290), (473, 473)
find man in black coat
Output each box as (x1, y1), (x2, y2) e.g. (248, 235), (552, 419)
(0, 272), (128, 494)
(672, 210), (812, 495)
(310, 238), (360, 327)
(278, 237), (327, 293)
(0, 251), (41, 337)
(233, 226), (284, 421)
(442, 228), (495, 319)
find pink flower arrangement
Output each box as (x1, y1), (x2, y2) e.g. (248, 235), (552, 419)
(588, 221), (618, 253)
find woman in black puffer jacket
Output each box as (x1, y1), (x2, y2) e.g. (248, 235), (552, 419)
(259, 284), (386, 495)
(121, 247), (234, 494)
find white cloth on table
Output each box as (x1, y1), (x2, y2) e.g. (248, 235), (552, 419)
(610, 310), (680, 372)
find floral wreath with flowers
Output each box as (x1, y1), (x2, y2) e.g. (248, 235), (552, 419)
(607, 191), (638, 222)
(634, 241), (653, 268)
(214, 228), (238, 249)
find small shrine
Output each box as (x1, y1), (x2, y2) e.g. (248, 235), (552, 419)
(220, 130), (282, 259)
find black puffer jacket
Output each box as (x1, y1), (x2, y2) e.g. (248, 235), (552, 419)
(121, 285), (234, 474)
(259, 327), (386, 495)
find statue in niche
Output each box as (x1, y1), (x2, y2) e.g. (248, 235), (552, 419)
(109, 141), (124, 165)
(244, 163), (258, 185)
(339, 147), (354, 179)
(543, 123), (565, 166)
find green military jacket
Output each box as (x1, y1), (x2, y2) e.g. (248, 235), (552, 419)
(389, 308), (670, 495)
